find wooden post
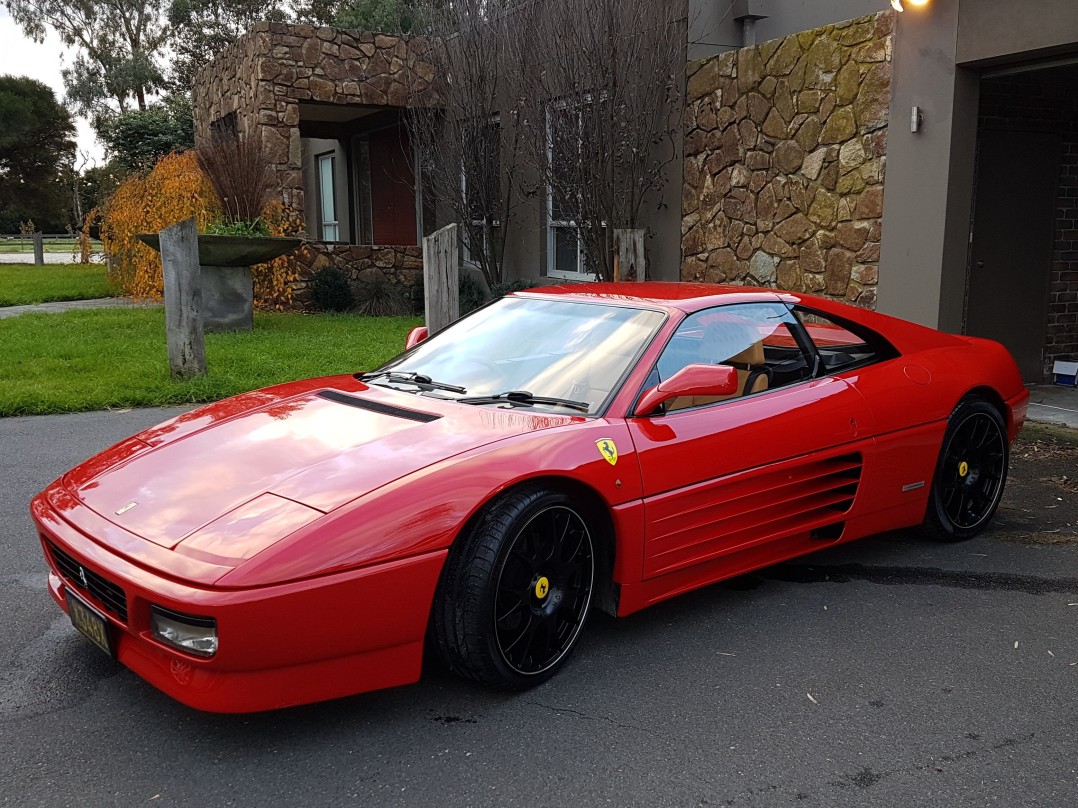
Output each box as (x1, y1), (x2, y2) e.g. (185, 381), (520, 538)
(614, 229), (646, 282)
(160, 217), (206, 378)
(423, 223), (459, 334)
(32, 232), (44, 265)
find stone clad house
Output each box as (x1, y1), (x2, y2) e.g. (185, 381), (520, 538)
(192, 0), (1078, 382)
(193, 26), (437, 292)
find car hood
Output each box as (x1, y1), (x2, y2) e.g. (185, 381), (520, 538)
(63, 376), (579, 550)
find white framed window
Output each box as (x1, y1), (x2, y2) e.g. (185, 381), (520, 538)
(318, 153), (339, 242)
(546, 98), (605, 280)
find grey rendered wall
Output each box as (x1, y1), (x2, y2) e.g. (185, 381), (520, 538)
(957, 0), (1078, 65)
(877, 0), (1078, 331)
(876, 0), (976, 331)
(690, 0), (887, 60)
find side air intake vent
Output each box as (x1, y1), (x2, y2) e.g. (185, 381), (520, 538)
(646, 453), (863, 577)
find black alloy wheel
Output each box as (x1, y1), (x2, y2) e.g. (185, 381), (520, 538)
(493, 504), (593, 676)
(431, 486), (596, 689)
(923, 397), (1009, 541)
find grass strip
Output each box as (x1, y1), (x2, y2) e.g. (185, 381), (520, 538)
(0, 307), (420, 416)
(0, 264), (113, 306)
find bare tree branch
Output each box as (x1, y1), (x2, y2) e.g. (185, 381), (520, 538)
(512, 0), (685, 280)
(406, 0), (527, 287)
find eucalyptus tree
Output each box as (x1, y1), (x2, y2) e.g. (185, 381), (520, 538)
(4, 0), (170, 123)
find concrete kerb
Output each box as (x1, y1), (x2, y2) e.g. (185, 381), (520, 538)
(0, 298), (160, 319)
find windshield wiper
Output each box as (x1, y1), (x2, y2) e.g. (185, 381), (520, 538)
(458, 390), (591, 413)
(357, 370), (467, 394)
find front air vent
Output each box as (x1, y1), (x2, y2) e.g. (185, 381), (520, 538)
(47, 540), (129, 623)
(317, 390), (441, 423)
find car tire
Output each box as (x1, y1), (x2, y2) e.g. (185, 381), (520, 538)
(431, 486), (595, 690)
(921, 397), (1009, 541)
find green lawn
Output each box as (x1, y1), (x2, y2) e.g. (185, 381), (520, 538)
(0, 308), (420, 416)
(0, 264), (113, 306)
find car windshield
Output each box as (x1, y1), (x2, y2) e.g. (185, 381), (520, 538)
(372, 296), (666, 414)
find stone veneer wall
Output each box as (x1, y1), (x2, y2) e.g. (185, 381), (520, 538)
(979, 73), (1078, 374)
(681, 12), (893, 309)
(291, 243), (424, 308)
(193, 23), (436, 222)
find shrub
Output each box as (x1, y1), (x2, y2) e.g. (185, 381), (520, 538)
(459, 272), (488, 315)
(489, 278), (541, 299)
(99, 151), (300, 309)
(99, 151), (219, 300)
(408, 277), (425, 316)
(309, 266), (354, 312)
(355, 279), (410, 317)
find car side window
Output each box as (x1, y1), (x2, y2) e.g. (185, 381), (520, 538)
(653, 303), (814, 411)
(793, 307), (898, 375)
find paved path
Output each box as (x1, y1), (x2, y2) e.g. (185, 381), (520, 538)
(0, 252), (104, 264)
(1028, 383), (1078, 429)
(0, 297), (159, 319)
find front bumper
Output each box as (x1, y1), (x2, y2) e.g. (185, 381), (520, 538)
(32, 488), (446, 713)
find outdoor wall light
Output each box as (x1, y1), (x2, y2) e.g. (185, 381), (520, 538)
(891, 0), (930, 11)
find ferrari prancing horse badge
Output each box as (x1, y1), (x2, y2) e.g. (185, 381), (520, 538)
(596, 438), (618, 466)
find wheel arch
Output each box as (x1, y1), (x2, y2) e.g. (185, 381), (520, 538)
(961, 385), (1009, 429)
(451, 475), (620, 617)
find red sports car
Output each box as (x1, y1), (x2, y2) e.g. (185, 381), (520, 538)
(31, 283), (1028, 712)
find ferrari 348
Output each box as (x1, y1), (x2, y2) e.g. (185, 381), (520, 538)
(31, 283), (1028, 711)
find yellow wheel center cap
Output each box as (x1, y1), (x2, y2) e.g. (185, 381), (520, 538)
(958, 461), (969, 477)
(535, 576), (550, 599)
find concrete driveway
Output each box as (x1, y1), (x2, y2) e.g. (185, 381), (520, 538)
(1, 407), (1075, 807)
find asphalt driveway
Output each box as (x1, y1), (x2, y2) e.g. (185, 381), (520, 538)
(1, 408), (1075, 807)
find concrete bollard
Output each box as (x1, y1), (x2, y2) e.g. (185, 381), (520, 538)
(160, 218), (206, 378)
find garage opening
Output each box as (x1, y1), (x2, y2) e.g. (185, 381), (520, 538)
(966, 62), (1078, 382)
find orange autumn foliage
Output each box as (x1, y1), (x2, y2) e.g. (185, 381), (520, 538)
(100, 151), (299, 309)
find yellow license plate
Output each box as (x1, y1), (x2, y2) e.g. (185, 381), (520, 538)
(65, 589), (114, 657)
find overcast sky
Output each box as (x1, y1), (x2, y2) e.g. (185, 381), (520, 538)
(0, 7), (106, 167)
